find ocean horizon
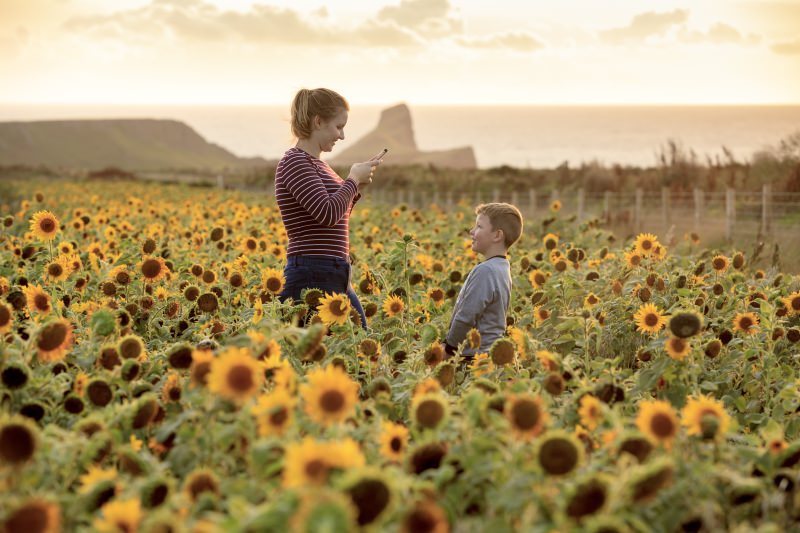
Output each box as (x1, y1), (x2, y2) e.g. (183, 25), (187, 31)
(1, 104), (799, 169)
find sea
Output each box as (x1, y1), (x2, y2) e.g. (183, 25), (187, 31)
(1, 104), (799, 169)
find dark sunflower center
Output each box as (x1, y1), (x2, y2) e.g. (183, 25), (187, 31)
(535, 273), (546, 285)
(566, 480), (607, 519)
(539, 438), (579, 475)
(37, 323), (67, 351)
(416, 400), (445, 428)
(304, 459), (328, 481)
(390, 436), (403, 452)
(141, 259), (162, 278)
(39, 218), (56, 233)
(0, 425), (35, 463)
(320, 390), (346, 413)
(739, 317), (753, 329)
(47, 264), (63, 277)
(189, 475), (217, 500)
(650, 413), (676, 438)
(511, 399), (540, 431)
(670, 338), (687, 353)
(33, 294), (50, 311)
(713, 258), (725, 269)
(390, 302), (402, 313)
(266, 278), (281, 292)
(349, 479), (391, 526)
(0, 305), (11, 326)
(792, 297), (800, 311)
(227, 365), (254, 393)
(269, 407), (288, 426)
(247, 239), (257, 250)
(330, 300), (346, 317)
(644, 313), (659, 327)
(119, 339), (142, 359)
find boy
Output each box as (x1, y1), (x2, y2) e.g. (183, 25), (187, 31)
(444, 202), (523, 362)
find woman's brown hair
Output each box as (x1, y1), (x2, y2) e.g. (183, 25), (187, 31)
(290, 88), (349, 139)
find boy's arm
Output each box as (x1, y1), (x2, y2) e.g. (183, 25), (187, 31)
(445, 267), (495, 351)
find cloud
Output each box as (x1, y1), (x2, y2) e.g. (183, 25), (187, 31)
(600, 9), (689, 44)
(63, 0), (420, 48)
(771, 38), (800, 54)
(377, 0), (461, 38)
(679, 23), (761, 45)
(457, 32), (544, 52)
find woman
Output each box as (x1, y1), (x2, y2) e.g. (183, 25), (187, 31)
(275, 88), (381, 328)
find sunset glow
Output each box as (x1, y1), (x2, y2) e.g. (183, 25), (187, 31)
(2, 0), (799, 105)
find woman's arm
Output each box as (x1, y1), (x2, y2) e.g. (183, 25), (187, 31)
(281, 154), (359, 227)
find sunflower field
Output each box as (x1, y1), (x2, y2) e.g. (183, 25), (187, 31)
(2, 178), (800, 533)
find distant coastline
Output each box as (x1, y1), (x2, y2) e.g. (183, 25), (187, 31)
(1, 104), (798, 169)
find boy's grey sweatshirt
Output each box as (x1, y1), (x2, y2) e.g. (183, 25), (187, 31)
(445, 256), (511, 357)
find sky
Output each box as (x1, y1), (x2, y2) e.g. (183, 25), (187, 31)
(1, 0), (799, 105)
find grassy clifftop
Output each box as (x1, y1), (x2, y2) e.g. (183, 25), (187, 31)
(0, 119), (268, 171)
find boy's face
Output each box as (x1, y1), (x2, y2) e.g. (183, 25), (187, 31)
(470, 213), (501, 255)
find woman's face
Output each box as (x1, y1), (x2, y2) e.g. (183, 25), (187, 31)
(314, 108), (348, 153)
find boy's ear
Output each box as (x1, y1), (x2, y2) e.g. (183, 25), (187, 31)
(493, 228), (505, 243)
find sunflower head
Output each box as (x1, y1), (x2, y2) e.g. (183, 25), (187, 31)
(626, 458), (675, 503)
(535, 430), (584, 476)
(564, 474), (612, 523)
(382, 294), (405, 318)
(633, 303), (666, 334)
(411, 394), (449, 430)
(665, 336), (691, 361)
(711, 254), (730, 273)
(139, 255), (168, 283)
(681, 394), (730, 441)
(489, 338), (516, 366)
(318, 293), (352, 326)
(379, 421), (409, 462)
(636, 399), (679, 448)
(668, 311), (703, 338)
(732, 312), (759, 335)
(0, 415), (39, 466)
(3, 498), (61, 533)
(207, 347), (264, 405)
(300, 365), (359, 426)
(341, 469), (394, 527)
(29, 211), (60, 241)
(505, 393), (548, 440)
(781, 291), (800, 317)
(35, 318), (74, 363)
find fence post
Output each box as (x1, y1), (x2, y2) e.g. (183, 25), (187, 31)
(661, 187), (670, 230)
(603, 191), (612, 224)
(693, 188), (703, 233)
(725, 188), (736, 243)
(761, 184), (772, 237)
(408, 190), (415, 208)
(396, 189), (403, 206)
(511, 190), (519, 209)
(217, 175), (225, 188)
(492, 188), (500, 203)
(446, 190), (453, 209)
(634, 188), (643, 233)
(528, 189), (537, 217)
(432, 189), (439, 207)
(577, 188), (585, 222)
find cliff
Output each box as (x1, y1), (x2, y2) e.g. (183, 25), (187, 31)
(330, 104), (476, 169)
(0, 119), (268, 171)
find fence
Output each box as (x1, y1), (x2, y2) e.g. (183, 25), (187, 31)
(364, 186), (800, 244)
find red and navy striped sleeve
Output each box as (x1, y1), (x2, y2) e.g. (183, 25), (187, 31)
(275, 147), (360, 259)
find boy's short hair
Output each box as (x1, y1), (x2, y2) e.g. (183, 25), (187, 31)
(476, 203), (523, 248)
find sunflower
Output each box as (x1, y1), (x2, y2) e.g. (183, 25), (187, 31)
(0, 415), (39, 466)
(3, 498), (61, 533)
(633, 303), (666, 334)
(379, 421), (410, 462)
(117, 334), (146, 360)
(535, 430), (584, 476)
(190, 350), (215, 388)
(342, 469), (394, 527)
(578, 395), (604, 431)
(624, 250), (643, 268)
(564, 475), (612, 522)
(668, 311), (703, 338)
(139, 255), (168, 283)
(634, 233), (659, 256)
(542, 233), (559, 250)
(505, 393), (548, 440)
(317, 292), (352, 326)
(411, 394), (449, 430)
(626, 458), (675, 503)
(732, 312), (759, 335)
(536, 350), (560, 372)
(781, 291), (800, 317)
(301, 365), (359, 426)
(207, 347), (264, 404)
(183, 468), (220, 502)
(382, 294), (405, 318)
(636, 399), (679, 448)
(484, 337), (512, 366)
(0, 303), (13, 334)
(665, 336), (691, 361)
(291, 489), (358, 533)
(252, 388), (296, 437)
(534, 306), (550, 324)
(79, 465), (118, 494)
(29, 211), (60, 241)
(44, 257), (70, 283)
(400, 500), (449, 533)
(24, 284), (52, 315)
(261, 267), (285, 295)
(681, 394), (730, 441)
(583, 293), (600, 309)
(550, 200), (562, 212)
(426, 287), (446, 306)
(35, 318), (74, 363)
(283, 437), (365, 488)
(711, 254), (730, 273)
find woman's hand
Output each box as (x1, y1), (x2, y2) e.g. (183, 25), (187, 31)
(347, 158), (382, 187)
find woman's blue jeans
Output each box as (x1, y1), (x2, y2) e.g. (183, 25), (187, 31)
(278, 255), (368, 329)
